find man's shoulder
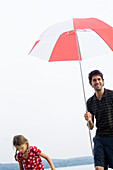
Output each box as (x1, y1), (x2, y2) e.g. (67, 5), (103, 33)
(105, 88), (113, 94)
(105, 89), (113, 98)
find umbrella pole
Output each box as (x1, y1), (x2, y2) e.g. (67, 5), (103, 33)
(79, 59), (94, 156)
(75, 31), (94, 156)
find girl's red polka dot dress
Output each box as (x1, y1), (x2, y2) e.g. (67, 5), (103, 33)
(17, 146), (44, 170)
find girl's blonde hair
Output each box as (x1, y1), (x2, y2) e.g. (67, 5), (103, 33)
(13, 135), (29, 161)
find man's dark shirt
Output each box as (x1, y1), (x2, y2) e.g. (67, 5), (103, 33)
(87, 88), (113, 137)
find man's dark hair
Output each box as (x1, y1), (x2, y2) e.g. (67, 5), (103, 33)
(88, 70), (104, 85)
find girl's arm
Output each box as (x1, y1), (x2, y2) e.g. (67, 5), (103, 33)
(40, 152), (55, 170)
(19, 162), (24, 170)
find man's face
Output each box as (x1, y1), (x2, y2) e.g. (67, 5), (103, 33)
(91, 75), (104, 91)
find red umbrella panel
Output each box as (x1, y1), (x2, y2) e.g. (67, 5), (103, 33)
(29, 18), (113, 62)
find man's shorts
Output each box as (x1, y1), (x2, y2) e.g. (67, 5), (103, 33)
(93, 136), (113, 169)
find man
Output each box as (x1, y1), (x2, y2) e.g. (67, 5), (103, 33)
(84, 70), (113, 170)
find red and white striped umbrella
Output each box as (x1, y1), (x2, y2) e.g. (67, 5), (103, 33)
(29, 18), (113, 62)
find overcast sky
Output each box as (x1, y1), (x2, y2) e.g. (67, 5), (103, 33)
(0, 0), (113, 163)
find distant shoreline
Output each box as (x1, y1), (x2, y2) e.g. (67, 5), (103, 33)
(0, 156), (94, 170)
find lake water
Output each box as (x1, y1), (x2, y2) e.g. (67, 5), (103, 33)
(45, 164), (94, 170)
(45, 164), (113, 170)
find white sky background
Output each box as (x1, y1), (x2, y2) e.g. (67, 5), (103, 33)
(0, 0), (113, 163)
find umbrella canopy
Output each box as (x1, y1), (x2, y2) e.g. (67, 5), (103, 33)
(29, 18), (113, 61)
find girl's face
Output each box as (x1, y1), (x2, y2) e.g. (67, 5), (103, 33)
(15, 143), (28, 153)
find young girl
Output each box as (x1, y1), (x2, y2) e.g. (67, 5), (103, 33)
(13, 135), (55, 170)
